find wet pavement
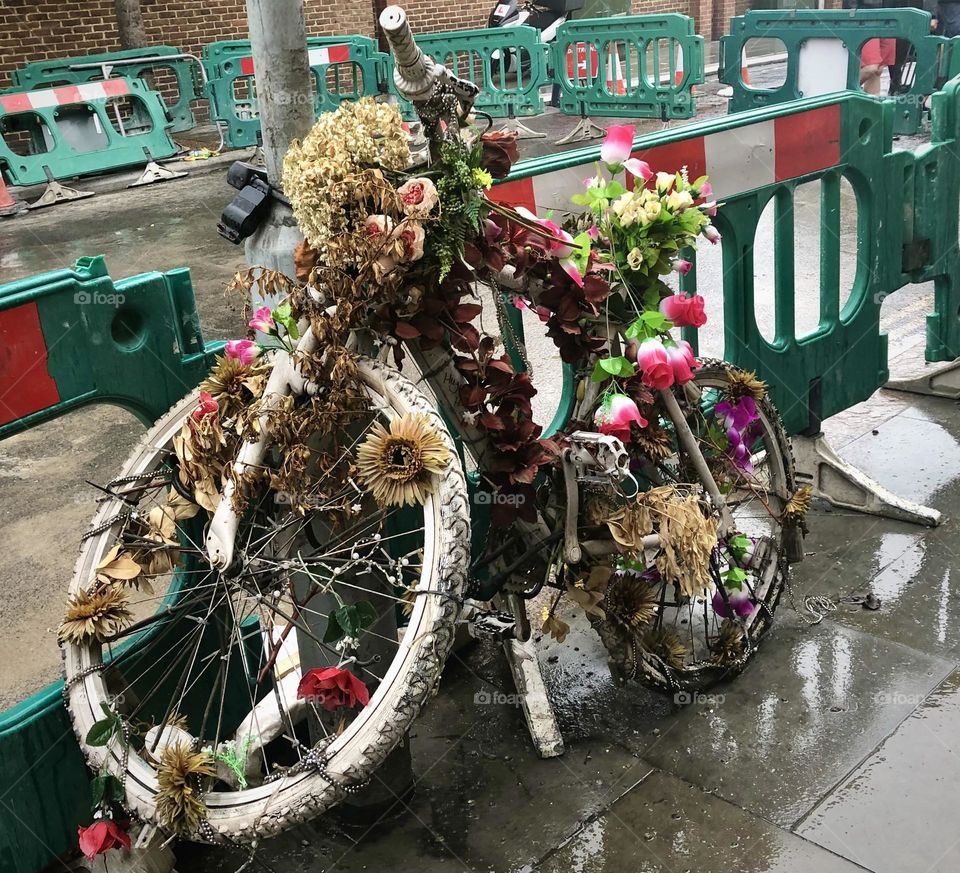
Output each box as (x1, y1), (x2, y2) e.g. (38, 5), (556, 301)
(1, 66), (959, 873)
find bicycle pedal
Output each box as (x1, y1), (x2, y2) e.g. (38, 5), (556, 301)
(465, 610), (517, 640)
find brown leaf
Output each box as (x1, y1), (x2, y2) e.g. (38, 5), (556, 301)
(566, 583), (606, 619)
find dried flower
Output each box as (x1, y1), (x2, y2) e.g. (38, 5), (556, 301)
(480, 130), (519, 179)
(723, 369), (768, 402)
(59, 586), (132, 644)
(155, 742), (215, 835)
(712, 619), (746, 664)
(783, 485), (813, 526)
(642, 627), (687, 670)
(356, 413), (450, 507)
(199, 355), (267, 421)
(397, 177), (439, 217)
(605, 574), (658, 631)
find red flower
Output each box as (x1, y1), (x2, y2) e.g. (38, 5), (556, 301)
(191, 390), (218, 423)
(659, 293), (707, 328)
(296, 667), (370, 711)
(78, 819), (131, 861)
(480, 130), (520, 179)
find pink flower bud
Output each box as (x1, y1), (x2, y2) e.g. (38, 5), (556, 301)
(600, 124), (635, 166)
(635, 339), (675, 390)
(225, 339), (261, 366)
(703, 224), (722, 245)
(671, 259), (693, 276)
(594, 393), (648, 443)
(659, 292), (706, 328)
(248, 305), (275, 334)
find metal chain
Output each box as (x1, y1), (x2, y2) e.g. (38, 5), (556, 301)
(491, 282), (533, 377)
(80, 510), (134, 542)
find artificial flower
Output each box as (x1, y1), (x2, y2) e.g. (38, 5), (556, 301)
(224, 339), (261, 366)
(715, 396), (760, 474)
(247, 306), (275, 334)
(365, 214), (393, 239)
(699, 180), (714, 198)
(626, 247), (644, 271)
(191, 390), (219, 423)
(712, 588), (755, 618)
(659, 293), (706, 328)
(59, 587), (132, 644)
(666, 190), (694, 212)
(78, 819), (130, 861)
(394, 220), (425, 262)
(473, 168), (493, 189)
(635, 339), (674, 390)
(297, 666), (370, 710)
(703, 200), (718, 217)
(665, 341), (700, 384)
(671, 259), (693, 275)
(623, 158), (653, 181)
(703, 224), (722, 245)
(355, 413), (450, 506)
(594, 393), (648, 443)
(479, 129), (520, 179)
(396, 177), (439, 217)
(655, 171), (676, 192)
(601, 124), (635, 165)
(644, 201), (662, 222)
(155, 743), (216, 834)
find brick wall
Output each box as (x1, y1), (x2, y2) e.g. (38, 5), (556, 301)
(0, 0), (704, 90)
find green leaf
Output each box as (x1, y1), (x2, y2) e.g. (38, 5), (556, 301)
(591, 360), (612, 383)
(728, 534), (751, 559)
(104, 773), (125, 804)
(599, 356), (636, 378)
(335, 604), (360, 638)
(86, 716), (118, 747)
(91, 771), (125, 810)
(570, 193), (591, 206)
(353, 600), (378, 631)
(90, 773), (107, 809)
(723, 566), (748, 590)
(323, 613), (345, 643)
(604, 180), (627, 199)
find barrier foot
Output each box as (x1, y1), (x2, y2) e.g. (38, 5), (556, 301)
(503, 634), (565, 759)
(129, 160), (188, 188)
(497, 116), (546, 140)
(556, 115), (606, 145)
(792, 432), (942, 527)
(27, 179), (95, 210)
(67, 823), (176, 873)
(884, 358), (960, 400)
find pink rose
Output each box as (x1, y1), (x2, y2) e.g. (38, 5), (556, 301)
(365, 214), (393, 239)
(671, 259), (693, 276)
(601, 124), (635, 165)
(393, 220), (425, 262)
(225, 339), (261, 366)
(665, 340), (700, 384)
(297, 667), (370, 710)
(659, 293), (707, 328)
(248, 305), (274, 333)
(594, 393), (648, 443)
(703, 224), (722, 245)
(397, 177), (439, 217)
(636, 339), (674, 390)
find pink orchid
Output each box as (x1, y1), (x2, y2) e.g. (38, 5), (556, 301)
(671, 259), (693, 275)
(586, 224), (600, 240)
(635, 338), (675, 390)
(225, 339), (261, 366)
(600, 124), (635, 165)
(191, 390), (219, 423)
(512, 295), (529, 311)
(703, 225), (722, 245)
(712, 588), (755, 618)
(660, 293), (707, 328)
(623, 158), (653, 181)
(703, 201), (718, 217)
(594, 392), (648, 443)
(665, 340), (700, 384)
(699, 181), (714, 198)
(248, 305), (275, 333)
(515, 207), (574, 258)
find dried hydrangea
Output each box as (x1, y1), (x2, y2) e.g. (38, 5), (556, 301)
(283, 98), (409, 257)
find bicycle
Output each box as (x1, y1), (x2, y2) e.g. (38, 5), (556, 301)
(61, 5), (806, 852)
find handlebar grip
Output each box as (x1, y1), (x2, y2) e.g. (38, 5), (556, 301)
(379, 5), (435, 101)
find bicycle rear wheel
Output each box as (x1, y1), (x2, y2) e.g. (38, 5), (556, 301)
(62, 358), (469, 841)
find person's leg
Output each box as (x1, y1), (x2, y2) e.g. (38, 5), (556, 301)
(860, 63), (883, 95)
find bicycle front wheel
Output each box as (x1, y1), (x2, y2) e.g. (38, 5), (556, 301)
(62, 358), (469, 841)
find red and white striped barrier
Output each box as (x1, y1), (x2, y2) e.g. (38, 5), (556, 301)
(238, 44), (352, 76)
(0, 79), (130, 113)
(491, 104), (841, 209)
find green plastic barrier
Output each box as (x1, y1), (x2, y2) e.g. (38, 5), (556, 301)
(719, 9), (948, 136)
(493, 85), (960, 435)
(9, 46), (203, 133)
(0, 257), (220, 873)
(0, 78), (179, 187)
(387, 26), (548, 121)
(203, 37), (385, 149)
(550, 14), (704, 121)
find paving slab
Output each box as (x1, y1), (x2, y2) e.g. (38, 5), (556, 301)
(798, 669), (960, 873)
(637, 612), (954, 828)
(536, 769), (869, 873)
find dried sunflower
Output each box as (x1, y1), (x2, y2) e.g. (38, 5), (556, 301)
(355, 414), (449, 507)
(155, 742), (216, 835)
(59, 586), (132, 645)
(199, 355), (267, 420)
(605, 574), (658, 631)
(632, 425), (674, 462)
(712, 620), (746, 665)
(723, 369), (767, 402)
(641, 627), (687, 670)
